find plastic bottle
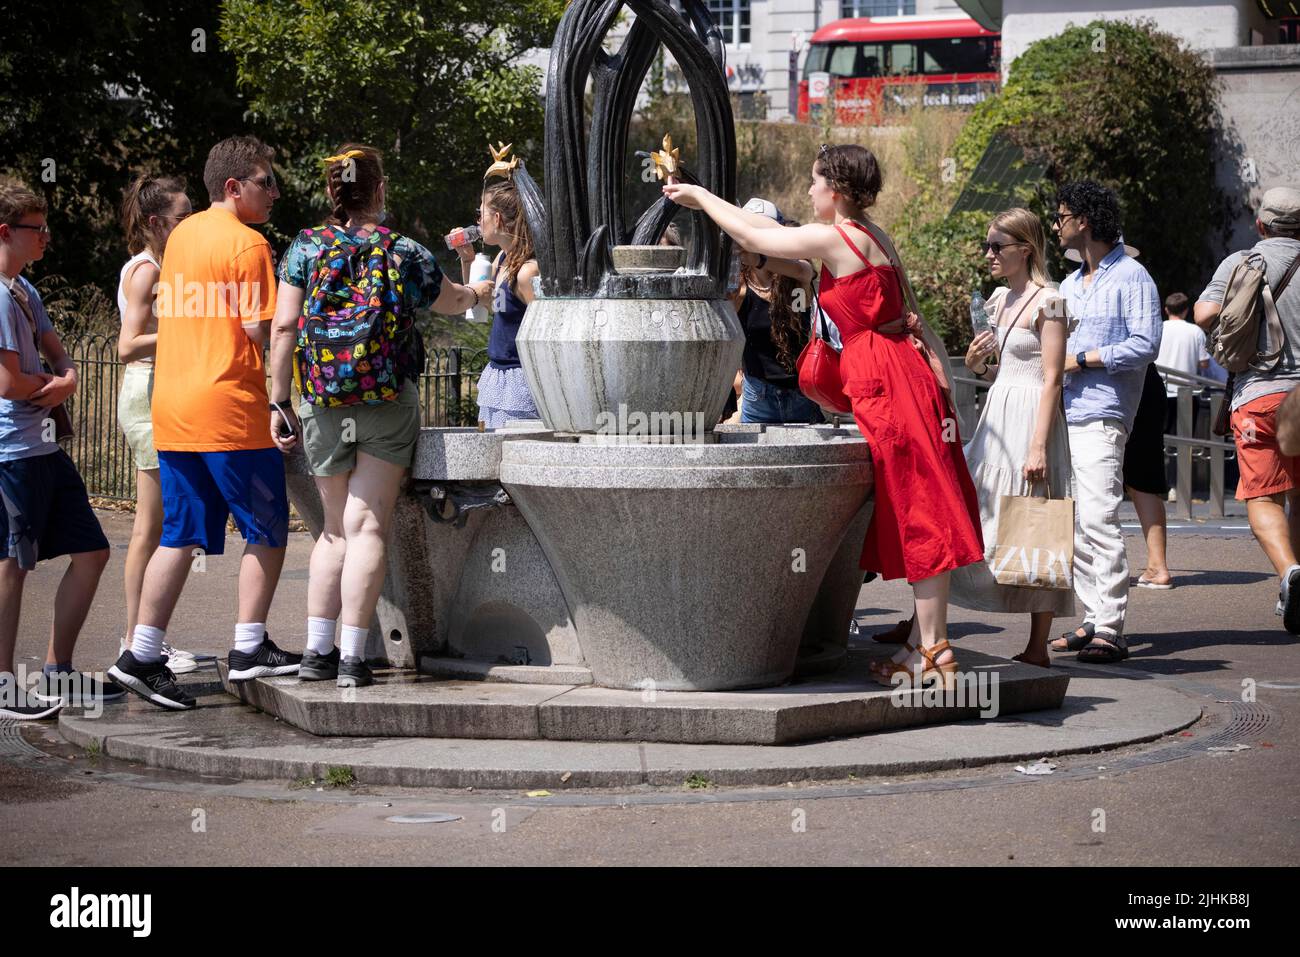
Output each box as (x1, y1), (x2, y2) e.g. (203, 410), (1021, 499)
(466, 252), (492, 323)
(445, 224), (482, 250)
(970, 289), (998, 365)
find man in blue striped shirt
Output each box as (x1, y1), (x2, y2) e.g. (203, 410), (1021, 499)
(1048, 182), (1162, 663)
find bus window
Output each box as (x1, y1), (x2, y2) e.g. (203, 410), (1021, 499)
(827, 43), (883, 76)
(803, 44), (830, 77)
(886, 41), (917, 75)
(921, 37), (995, 75)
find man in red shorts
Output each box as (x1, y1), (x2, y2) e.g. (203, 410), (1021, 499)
(1196, 186), (1300, 632)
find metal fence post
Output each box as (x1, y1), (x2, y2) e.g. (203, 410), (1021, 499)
(1176, 384), (1193, 520)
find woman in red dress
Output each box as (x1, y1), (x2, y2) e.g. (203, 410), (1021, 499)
(663, 145), (984, 688)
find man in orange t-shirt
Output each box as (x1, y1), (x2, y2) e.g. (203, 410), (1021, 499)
(109, 136), (302, 711)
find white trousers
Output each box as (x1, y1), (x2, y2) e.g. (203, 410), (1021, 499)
(1068, 419), (1130, 637)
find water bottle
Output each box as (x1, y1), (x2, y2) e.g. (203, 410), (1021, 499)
(465, 252), (492, 323)
(970, 289), (997, 366)
(445, 224), (482, 250)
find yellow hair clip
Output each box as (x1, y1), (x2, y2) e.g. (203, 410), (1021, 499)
(484, 142), (519, 180)
(321, 149), (365, 166)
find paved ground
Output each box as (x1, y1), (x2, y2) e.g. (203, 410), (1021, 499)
(2, 508), (1298, 866)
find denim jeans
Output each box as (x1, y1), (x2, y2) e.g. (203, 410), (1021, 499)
(741, 377), (825, 425)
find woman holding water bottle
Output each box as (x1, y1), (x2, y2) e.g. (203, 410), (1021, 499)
(949, 207), (1074, 667)
(459, 146), (541, 428)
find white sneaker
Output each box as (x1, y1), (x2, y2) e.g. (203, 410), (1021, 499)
(118, 637), (199, 674)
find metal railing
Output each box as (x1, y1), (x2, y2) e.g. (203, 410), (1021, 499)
(949, 359), (1234, 519)
(61, 336), (488, 501)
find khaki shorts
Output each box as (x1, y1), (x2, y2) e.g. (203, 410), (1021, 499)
(117, 363), (158, 471)
(298, 382), (420, 476)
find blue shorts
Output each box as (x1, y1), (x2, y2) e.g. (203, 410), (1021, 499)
(158, 449), (288, 555)
(0, 449), (109, 570)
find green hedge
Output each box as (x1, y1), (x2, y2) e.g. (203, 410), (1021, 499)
(901, 18), (1230, 350)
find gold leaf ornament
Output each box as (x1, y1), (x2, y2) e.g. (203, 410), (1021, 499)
(485, 142), (519, 180)
(651, 134), (681, 182)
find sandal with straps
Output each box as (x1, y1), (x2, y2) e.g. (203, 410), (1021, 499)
(869, 639), (916, 678)
(873, 639), (958, 690)
(1050, 622), (1094, 653)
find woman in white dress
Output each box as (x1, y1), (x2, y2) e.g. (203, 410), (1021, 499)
(950, 207), (1074, 667)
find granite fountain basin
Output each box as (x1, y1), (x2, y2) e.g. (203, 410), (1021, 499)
(500, 436), (874, 691)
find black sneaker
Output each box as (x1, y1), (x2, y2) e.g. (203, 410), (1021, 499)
(227, 635), (302, 682)
(107, 652), (196, 710)
(31, 670), (127, 707)
(0, 680), (63, 720)
(337, 656), (373, 688)
(299, 647), (340, 681)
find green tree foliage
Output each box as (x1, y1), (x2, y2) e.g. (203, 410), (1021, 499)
(0, 0), (256, 302)
(950, 18), (1230, 299)
(221, 0), (565, 244)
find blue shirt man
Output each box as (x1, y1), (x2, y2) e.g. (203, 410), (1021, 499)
(1049, 182), (1160, 662)
(1060, 243), (1162, 430)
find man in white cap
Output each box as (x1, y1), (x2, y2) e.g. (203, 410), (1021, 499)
(1195, 186), (1300, 632)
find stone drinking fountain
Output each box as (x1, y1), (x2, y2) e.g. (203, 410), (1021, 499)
(224, 0), (1067, 747)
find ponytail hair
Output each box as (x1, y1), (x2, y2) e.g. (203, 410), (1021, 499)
(482, 177), (535, 287)
(120, 174), (187, 255)
(322, 143), (385, 226)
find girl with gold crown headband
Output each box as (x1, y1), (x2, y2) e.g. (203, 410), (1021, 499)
(469, 143), (541, 428)
(266, 142), (494, 688)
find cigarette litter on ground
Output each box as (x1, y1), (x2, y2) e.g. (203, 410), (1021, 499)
(1207, 743), (1251, 753)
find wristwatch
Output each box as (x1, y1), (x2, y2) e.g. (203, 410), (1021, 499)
(1076, 351), (1088, 369)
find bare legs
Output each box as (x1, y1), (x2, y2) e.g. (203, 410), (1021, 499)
(137, 542), (284, 633)
(1, 548), (108, 676)
(1127, 486), (1170, 585)
(881, 571), (955, 669)
(308, 453), (406, 630)
(0, 559), (26, 675)
(1245, 490), (1300, 577)
(122, 468), (162, 643)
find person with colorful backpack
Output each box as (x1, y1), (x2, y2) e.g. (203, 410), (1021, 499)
(268, 143), (492, 688)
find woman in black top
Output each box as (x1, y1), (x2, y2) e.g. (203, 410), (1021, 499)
(730, 199), (822, 424)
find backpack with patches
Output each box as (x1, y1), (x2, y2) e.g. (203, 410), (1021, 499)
(296, 225), (423, 407)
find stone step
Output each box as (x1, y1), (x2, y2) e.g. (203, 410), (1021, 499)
(217, 648), (1071, 745)
(55, 672), (1203, 790)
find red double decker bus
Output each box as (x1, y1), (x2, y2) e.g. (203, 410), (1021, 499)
(797, 15), (1000, 126)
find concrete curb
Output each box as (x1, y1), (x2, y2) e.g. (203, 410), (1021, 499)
(58, 675), (1202, 790)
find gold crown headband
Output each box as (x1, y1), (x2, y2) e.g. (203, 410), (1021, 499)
(484, 142), (519, 181)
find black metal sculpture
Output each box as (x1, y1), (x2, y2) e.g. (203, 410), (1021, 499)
(513, 0), (737, 300)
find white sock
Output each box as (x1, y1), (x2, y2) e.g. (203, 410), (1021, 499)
(132, 625), (166, 663)
(234, 622), (265, 655)
(307, 617), (337, 655)
(340, 625), (368, 661)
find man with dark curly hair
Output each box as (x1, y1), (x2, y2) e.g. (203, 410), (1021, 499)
(1048, 181), (1162, 663)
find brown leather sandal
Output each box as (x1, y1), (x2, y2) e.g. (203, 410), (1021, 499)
(873, 639), (958, 690)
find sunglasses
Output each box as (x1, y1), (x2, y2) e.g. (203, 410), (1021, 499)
(8, 223), (50, 236)
(239, 174), (278, 192)
(980, 241), (1025, 255)
(1051, 211), (1078, 226)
